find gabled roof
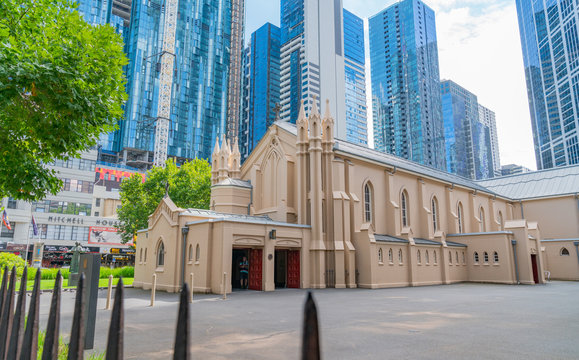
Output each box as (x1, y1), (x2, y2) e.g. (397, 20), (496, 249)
(275, 121), (495, 196)
(476, 165), (579, 200)
(181, 208), (310, 228)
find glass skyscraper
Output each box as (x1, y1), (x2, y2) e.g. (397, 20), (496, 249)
(240, 23), (281, 161)
(516, 0), (579, 168)
(440, 80), (494, 180)
(343, 9), (368, 146)
(369, 0), (446, 171)
(115, 0), (233, 164)
(478, 104), (501, 177)
(74, 0), (130, 153)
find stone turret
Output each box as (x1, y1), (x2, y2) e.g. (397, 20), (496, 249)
(296, 100), (309, 225)
(307, 96), (326, 288)
(229, 137), (241, 179)
(209, 135), (252, 215)
(218, 134), (230, 183)
(211, 138), (220, 185)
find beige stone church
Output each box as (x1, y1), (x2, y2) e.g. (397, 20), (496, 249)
(134, 100), (579, 293)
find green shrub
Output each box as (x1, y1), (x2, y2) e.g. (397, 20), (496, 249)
(100, 266), (134, 279)
(0, 252), (25, 275)
(99, 267), (112, 279)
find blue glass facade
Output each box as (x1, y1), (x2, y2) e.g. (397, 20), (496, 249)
(516, 0), (579, 168)
(441, 80), (494, 180)
(74, 0), (129, 152)
(116, 0), (232, 161)
(369, 0), (446, 170)
(343, 9), (368, 146)
(280, 0), (304, 124)
(240, 23), (281, 161)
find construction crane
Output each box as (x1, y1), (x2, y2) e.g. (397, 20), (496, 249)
(152, 0), (178, 168)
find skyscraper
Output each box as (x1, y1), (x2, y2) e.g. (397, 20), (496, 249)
(440, 80), (494, 180)
(515, 0), (579, 169)
(343, 9), (368, 146)
(240, 23), (281, 161)
(114, 0), (236, 168)
(279, 0), (347, 140)
(75, 0), (130, 153)
(226, 0), (246, 140)
(478, 104), (501, 177)
(369, 0), (446, 170)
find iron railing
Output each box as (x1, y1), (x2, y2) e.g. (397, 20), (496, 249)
(0, 266), (321, 359)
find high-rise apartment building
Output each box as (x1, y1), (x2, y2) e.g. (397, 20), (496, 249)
(501, 163), (532, 176)
(478, 104), (501, 177)
(441, 80), (494, 180)
(343, 9), (368, 146)
(240, 23), (281, 161)
(279, 0), (347, 140)
(515, 0), (579, 169)
(369, 0), (446, 170)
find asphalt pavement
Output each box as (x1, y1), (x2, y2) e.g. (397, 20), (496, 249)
(35, 281), (579, 359)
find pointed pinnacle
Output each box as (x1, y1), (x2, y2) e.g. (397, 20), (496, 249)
(323, 98), (332, 120)
(311, 95), (319, 116)
(297, 100), (306, 124)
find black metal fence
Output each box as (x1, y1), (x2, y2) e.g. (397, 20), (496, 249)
(0, 266), (321, 359)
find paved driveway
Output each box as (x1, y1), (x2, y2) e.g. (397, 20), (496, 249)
(37, 282), (579, 359)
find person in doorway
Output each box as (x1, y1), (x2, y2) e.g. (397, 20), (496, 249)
(239, 256), (249, 289)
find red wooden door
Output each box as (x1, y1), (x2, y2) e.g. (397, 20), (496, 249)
(287, 250), (300, 288)
(249, 249), (263, 290)
(531, 254), (539, 284)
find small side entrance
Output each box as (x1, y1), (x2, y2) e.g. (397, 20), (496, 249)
(274, 249), (300, 289)
(232, 249), (249, 289)
(531, 254), (539, 284)
(232, 248), (263, 290)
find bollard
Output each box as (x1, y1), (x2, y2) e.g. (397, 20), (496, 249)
(190, 273), (194, 303)
(150, 273), (157, 307)
(222, 272), (227, 300)
(105, 274), (113, 310)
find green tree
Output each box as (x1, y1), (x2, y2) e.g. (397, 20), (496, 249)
(0, 0), (127, 201)
(116, 159), (212, 243)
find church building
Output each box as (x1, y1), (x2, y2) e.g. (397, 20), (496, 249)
(134, 100), (579, 293)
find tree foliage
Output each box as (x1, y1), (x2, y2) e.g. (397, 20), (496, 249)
(0, 0), (127, 201)
(116, 159), (212, 243)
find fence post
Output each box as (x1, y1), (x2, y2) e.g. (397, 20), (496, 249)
(150, 274), (157, 307)
(222, 272), (227, 300)
(190, 273), (194, 303)
(106, 274), (114, 310)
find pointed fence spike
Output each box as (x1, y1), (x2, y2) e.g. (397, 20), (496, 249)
(0, 266), (9, 318)
(0, 267), (17, 359)
(7, 267), (27, 360)
(20, 268), (41, 360)
(301, 292), (321, 360)
(173, 283), (190, 360)
(67, 273), (85, 360)
(105, 278), (124, 360)
(42, 271), (61, 360)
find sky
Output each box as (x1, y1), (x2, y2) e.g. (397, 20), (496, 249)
(244, 0), (537, 170)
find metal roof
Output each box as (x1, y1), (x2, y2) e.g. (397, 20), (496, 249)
(445, 240), (468, 248)
(414, 238), (442, 246)
(476, 165), (579, 199)
(181, 209), (310, 228)
(375, 234), (409, 243)
(213, 178), (252, 188)
(275, 121), (494, 195)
